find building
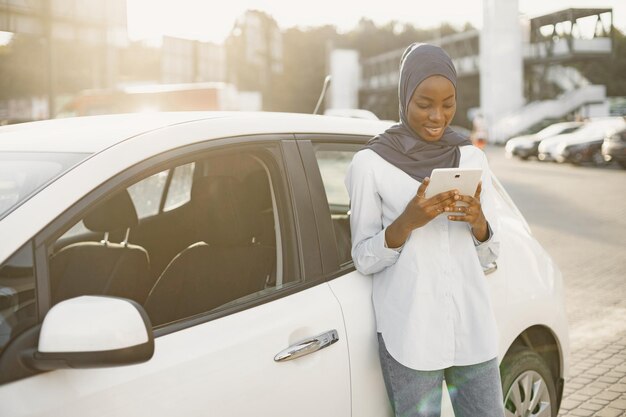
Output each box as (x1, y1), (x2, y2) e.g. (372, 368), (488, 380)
(357, 5), (614, 142)
(161, 36), (225, 84)
(0, 0), (128, 120)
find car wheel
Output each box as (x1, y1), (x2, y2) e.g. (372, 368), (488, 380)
(500, 349), (558, 417)
(591, 150), (608, 166)
(571, 152), (584, 165)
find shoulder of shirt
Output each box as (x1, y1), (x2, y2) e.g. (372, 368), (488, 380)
(352, 148), (386, 167)
(460, 145), (489, 165)
(460, 144), (485, 157)
(354, 148), (378, 159)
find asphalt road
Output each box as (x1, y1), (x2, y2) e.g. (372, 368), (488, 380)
(485, 147), (626, 416)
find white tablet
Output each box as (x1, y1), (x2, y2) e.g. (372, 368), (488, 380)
(424, 168), (482, 209)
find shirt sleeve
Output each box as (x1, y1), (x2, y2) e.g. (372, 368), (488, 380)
(384, 238), (404, 252)
(345, 152), (402, 275)
(474, 151), (501, 267)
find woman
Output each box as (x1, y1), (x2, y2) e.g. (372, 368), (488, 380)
(345, 43), (505, 417)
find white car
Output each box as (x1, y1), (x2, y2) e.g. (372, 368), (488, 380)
(505, 122), (583, 160)
(0, 112), (569, 417)
(538, 117), (625, 162)
(554, 118), (626, 165)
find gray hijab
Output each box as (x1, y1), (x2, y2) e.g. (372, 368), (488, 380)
(365, 43), (471, 182)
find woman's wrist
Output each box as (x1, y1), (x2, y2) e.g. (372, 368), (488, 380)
(385, 216), (413, 248)
(471, 216), (489, 242)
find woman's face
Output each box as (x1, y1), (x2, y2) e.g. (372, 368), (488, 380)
(407, 75), (456, 142)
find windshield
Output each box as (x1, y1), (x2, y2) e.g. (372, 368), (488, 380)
(0, 152), (90, 220)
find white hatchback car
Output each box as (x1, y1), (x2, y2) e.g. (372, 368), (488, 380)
(0, 112), (569, 417)
(538, 117), (625, 163)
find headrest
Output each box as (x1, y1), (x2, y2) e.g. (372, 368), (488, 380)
(191, 176), (213, 204)
(243, 173), (272, 212)
(205, 176), (255, 246)
(84, 189), (138, 233)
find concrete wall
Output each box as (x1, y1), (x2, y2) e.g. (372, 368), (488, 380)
(480, 0), (525, 142)
(328, 49), (360, 110)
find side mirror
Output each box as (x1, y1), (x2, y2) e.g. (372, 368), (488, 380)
(26, 296), (154, 370)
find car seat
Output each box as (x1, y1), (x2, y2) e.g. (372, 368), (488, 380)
(144, 176), (274, 326)
(49, 189), (151, 305)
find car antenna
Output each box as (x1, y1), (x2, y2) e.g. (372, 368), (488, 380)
(313, 75), (332, 115)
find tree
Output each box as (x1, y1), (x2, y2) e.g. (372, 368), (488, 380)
(272, 25), (338, 113)
(225, 10), (285, 110)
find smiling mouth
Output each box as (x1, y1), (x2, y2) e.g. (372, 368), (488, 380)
(425, 127), (444, 136)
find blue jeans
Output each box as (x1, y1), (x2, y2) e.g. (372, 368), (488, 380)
(377, 333), (506, 417)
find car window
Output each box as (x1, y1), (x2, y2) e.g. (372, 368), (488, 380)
(312, 143), (361, 267)
(127, 170), (169, 219)
(0, 242), (36, 356)
(163, 163), (194, 212)
(47, 145), (298, 328)
(0, 152), (89, 221)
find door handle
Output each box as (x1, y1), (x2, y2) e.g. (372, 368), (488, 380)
(483, 261), (498, 275)
(274, 330), (339, 362)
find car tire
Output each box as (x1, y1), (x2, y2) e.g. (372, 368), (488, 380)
(500, 349), (558, 417)
(591, 149), (608, 167)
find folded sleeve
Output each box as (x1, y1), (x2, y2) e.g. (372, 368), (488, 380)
(345, 152), (401, 275)
(474, 152), (501, 267)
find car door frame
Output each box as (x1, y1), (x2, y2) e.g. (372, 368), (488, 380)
(294, 134), (394, 417)
(294, 134), (369, 277)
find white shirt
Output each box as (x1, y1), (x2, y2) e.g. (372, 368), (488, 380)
(345, 146), (500, 371)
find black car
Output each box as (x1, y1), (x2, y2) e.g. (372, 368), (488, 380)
(601, 125), (626, 169)
(559, 139), (607, 165)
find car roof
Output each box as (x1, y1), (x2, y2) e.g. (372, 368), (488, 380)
(0, 112), (393, 153)
(0, 112), (228, 153)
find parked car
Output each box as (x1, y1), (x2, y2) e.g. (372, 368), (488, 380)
(0, 112), (569, 417)
(538, 117), (626, 163)
(505, 122), (583, 160)
(556, 139), (607, 166)
(554, 117), (626, 165)
(601, 125), (626, 169)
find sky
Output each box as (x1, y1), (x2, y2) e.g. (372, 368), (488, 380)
(126, 0), (625, 44)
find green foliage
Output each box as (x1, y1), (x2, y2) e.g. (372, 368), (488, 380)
(271, 25), (338, 113)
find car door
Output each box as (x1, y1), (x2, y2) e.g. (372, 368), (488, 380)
(0, 138), (351, 417)
(295, 137), (394, 417)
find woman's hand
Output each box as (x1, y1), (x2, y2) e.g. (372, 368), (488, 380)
(385, 177), (458, 248)
(445, 182), (489, 242)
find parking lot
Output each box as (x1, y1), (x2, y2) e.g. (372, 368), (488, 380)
(486, 147), (626, 416)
